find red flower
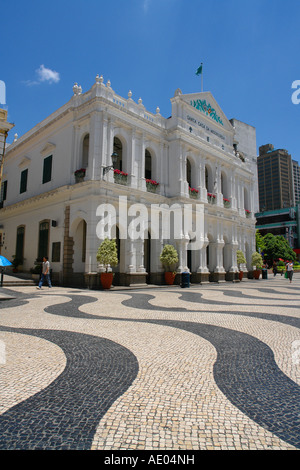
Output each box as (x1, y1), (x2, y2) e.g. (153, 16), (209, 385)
(114, 169), (128, 176)
(74, 168), (86, 175)
(146, 179), (159, 186)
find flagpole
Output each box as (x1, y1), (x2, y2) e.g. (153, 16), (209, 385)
(201, 63), (203, 92)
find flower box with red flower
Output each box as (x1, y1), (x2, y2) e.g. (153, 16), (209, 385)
(245, 209), (251, 218)
(189, 187), (199, 199)
(223, 197), (231, 208)
(114, 168), (128, 185)
(146, 178), (159, 193)
(74, 168), (86, 182)
(207, 192), (216, 204)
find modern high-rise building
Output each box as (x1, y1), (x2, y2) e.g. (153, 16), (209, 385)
(292, 159), (300, 204)
(257, 144), (295, 211)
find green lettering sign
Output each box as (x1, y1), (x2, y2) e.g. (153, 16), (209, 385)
(190, 99), (224, 126)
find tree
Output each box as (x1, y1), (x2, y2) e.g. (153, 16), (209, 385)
(263, 233), (296, 264)
(251, 251), (263, 269)
(96, 238), (118, 272)
(236, 250), (246, 267)
(256, 230), (265, 253)
(160, 244), (179, 272)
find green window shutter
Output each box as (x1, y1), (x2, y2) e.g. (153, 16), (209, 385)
(43, 155), (52, 184)
(20, 169), (28, 193)
(1, 180), (7, 201)
(38, 221), (49, 260)
(16, 226), (25, 260)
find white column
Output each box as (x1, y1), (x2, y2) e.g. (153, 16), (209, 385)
(128, 128), (137, 188)
(197, 238), (209, 273)
(88, 112), (102, 181)
(199, 157), (208, 203)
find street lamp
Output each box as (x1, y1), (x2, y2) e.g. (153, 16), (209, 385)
(103, 151), (118, 176)
(0, 109), (14, 205)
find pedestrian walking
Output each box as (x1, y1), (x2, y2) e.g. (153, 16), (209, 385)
(36, 256), (52, 289)
(286, 261), (294, 283)
(273, 261), (277, 276)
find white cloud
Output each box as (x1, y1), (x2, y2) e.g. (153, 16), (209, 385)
(37, 65), (60, 84)
(24, 65), (60, 86)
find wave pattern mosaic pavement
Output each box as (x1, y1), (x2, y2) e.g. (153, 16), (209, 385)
(0, 276), (299, 450)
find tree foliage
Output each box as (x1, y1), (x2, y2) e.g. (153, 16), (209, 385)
(262, 233), (296, 263)
(96, 238), (118, 272)
(160, 244), (179, 272)
(256, 230), (265, 252)
(236, 250), (246, 266)
(251, 251), (263, 269)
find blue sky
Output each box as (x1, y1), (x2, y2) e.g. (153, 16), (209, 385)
(2, 0), (300, 163)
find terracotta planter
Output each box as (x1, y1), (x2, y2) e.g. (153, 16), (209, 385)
(253, 269), (261, 280)
(100, 272), (113, 289)
(165, 272), (176, 285)
(239, 271), (244, 281)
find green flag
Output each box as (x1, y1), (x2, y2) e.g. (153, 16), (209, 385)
(196, 64), (203, 76)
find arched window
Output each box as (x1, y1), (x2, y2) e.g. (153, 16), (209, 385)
(38, 220), (49, 261)
(205, 167), (209, 190)
(16, 225), (25, 261)
(82, 134), (89, 169)
(145, 150), (152, 180)
(221, 171), (229, 199)
(114, 137), (123, 171)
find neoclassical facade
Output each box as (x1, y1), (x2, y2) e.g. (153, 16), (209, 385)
(0, 75), (258, 287)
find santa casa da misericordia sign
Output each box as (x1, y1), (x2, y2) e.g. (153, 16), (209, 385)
(190, 98), (224, 126)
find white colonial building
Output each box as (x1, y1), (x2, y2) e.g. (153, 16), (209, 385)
(0, 75), (258, 287)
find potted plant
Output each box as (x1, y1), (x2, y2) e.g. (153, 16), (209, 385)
(251, 251), (263, 279)
(146, 179), (159, 193)
(114, 169), (128, 185)
(74, 168), (86, 182)
(189, 187), (199, 199)
(11, 256), (23, 273)
(96, 238), (118, 289)
(160, 244), (179, 285)
(237, 250), (246, 281)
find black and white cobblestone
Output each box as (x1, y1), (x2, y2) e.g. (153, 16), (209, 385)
(0, 275), (299, 450)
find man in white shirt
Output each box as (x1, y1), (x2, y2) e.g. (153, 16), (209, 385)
(286, 261), (294, 283)
(36, 256), (52, 289)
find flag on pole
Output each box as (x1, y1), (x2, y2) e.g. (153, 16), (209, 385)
(196, 63), (204, 92)
(195, 64), (203, 76)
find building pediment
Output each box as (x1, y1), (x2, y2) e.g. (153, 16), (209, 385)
(172, 90), (234, 133)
